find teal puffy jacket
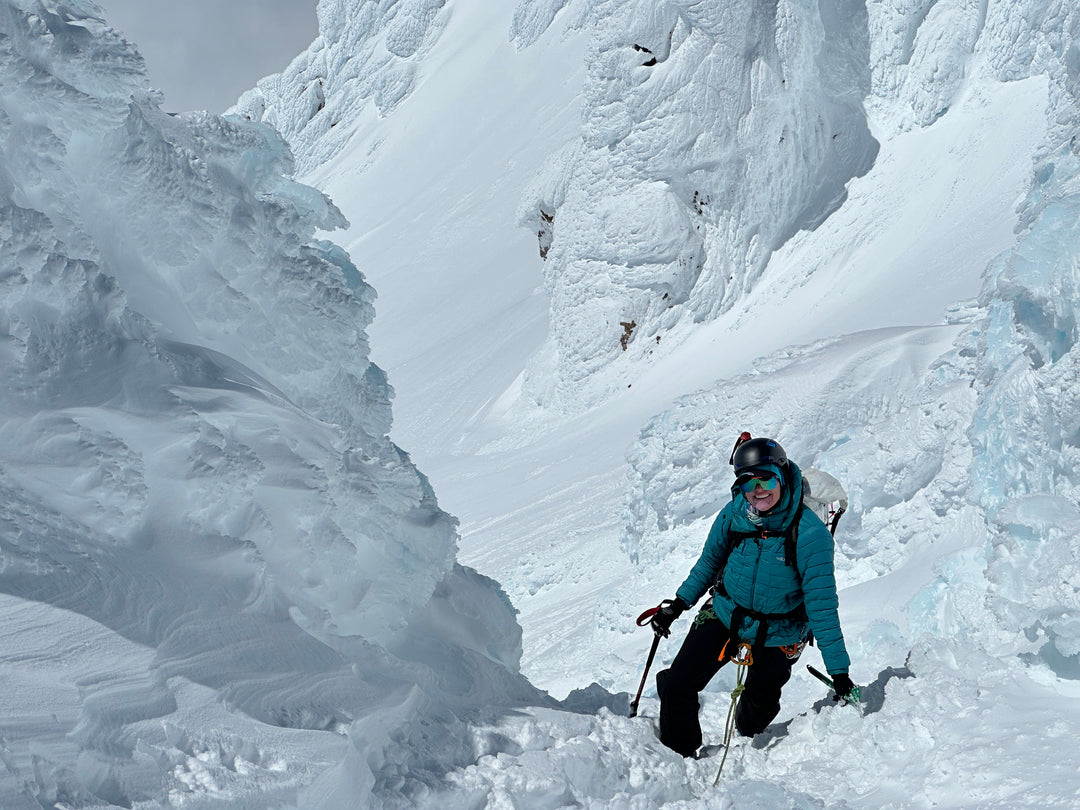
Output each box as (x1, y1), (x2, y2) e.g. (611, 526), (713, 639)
(674, 461), (851, 675)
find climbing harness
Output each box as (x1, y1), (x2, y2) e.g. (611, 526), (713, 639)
(780, 638), (809, 660)
(713, 642), (753, 784)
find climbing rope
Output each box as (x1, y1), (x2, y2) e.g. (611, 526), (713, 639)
(693, 603), (719, 628)
(713, 643), (753, 784)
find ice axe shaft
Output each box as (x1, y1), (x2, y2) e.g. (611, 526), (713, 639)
(628, 605), (666, 718)
(629, 633), (660, 718)
(807, 665), (863, 714)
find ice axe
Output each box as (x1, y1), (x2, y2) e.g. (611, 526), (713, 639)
(628, 605), (663, 718)
(807, 665), (863, 715)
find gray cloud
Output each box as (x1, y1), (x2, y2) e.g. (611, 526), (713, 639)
(99, 0), (318, 113)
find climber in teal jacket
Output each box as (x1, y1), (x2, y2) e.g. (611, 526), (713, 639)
(648, 437), (856, 757)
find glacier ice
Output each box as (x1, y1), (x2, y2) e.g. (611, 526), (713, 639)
(0, 1), (545, 806)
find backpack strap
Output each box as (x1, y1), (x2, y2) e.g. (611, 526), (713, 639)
(714, 501), (808, 650)
(717, 499), (805, 583)
(785, 500), (804, 570)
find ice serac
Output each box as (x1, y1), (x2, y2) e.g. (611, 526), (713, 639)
(232, 0), (451, 177)
(0, 1), (540, 806)
(939, 0), (1080, 681)
(517, 0), (879, 410)
(970, 124), (1080, 676)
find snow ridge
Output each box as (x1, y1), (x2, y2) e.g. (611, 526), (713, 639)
(232, 0), (452, 177)
(0, 2), (542, 806)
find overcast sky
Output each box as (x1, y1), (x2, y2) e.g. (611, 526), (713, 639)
(99, 0), (319, 113)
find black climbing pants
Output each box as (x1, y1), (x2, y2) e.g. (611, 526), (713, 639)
(656, 614), (795, 757)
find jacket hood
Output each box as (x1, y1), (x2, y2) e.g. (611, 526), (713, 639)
(729, 460), (805, 533)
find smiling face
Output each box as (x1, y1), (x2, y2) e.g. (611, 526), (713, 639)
(745, 480), (782, 512)
(737, 470), (783, 513)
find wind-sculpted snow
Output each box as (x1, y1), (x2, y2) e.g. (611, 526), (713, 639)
(8, 0), (1080, 805)
(509, 0), (1080, 411)
(232, 0), (451, 176)
(621, 323), (978, 586)
(969, 161), (1080, 678)
(620, 0), (1080, 732)
(517, 0), (880, 410)
(232, 0), (882, 412)
(231, 0), (1080, 424)
(0, 1), (543, 806)
(867, 0), (1080, 139)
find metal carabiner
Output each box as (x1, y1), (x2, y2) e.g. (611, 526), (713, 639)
(732, 642), (754, 667)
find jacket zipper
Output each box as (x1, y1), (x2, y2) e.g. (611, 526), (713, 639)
(747, 534), (763, 611)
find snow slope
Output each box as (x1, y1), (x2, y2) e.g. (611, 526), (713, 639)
(5, 0), (1080, 807)
(249, 0), (1080, 806)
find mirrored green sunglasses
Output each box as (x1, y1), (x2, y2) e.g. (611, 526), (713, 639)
(737, 474), (780, 495)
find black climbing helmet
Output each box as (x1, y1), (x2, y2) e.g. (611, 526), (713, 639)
(731, 437), (788, 474)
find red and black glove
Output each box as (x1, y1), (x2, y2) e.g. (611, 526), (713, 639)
(649, 598), (687, 637)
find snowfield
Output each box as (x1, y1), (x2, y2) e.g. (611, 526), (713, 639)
(2, 0), (1080, 807)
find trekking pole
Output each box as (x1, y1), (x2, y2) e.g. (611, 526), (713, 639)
(629, 606), (662, 718)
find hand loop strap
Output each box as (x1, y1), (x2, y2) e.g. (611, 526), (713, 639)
(636, 606), (660, 627)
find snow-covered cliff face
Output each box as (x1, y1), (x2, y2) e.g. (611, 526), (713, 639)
(235, 0), (881, 410)
(516, 0), (879, 409)
(621, 0), (1080, 677)
(235, 0), (1080, 418)
(517, 0), (1080, 409)
(0, 1), (538, 805)
(869, 0), (1079, 139)
(233, 0), (452, 177)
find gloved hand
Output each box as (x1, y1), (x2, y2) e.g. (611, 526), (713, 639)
(650, 598), (686, 637)
(831, 673), (858, 703)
